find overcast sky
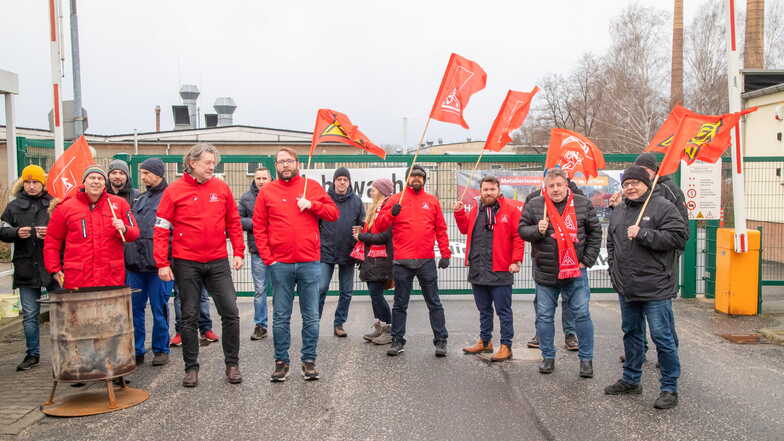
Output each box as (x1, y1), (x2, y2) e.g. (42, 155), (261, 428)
(3, 1), (709, 146)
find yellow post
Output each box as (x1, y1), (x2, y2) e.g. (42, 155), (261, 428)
(715, 228), (761, 315)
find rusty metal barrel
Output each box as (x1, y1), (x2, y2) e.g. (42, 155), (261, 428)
(48, 286), (136, 382)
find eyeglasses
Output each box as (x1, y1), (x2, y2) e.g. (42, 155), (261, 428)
(276, 159), (296, 165)
(621, 180), (644, 189)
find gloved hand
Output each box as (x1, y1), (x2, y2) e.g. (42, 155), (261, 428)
(438, 257), (450, 269)
(391, 204), (402, 216)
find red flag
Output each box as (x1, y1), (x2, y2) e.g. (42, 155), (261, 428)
(429, 53), (487, 129)
(483, 86), (540, 152)
(645, 105), (692, 153)
(309, 109), (386, 159)
(46, 136), (94, 199)
(545, 128), (605, 179)
(656, 107), (758, 176)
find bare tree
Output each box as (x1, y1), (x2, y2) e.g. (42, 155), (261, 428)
(685, 0), (729, 114)
(766, 0), (784, 67)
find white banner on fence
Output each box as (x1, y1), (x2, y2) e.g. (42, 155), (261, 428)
(680, 160), (721, 220)
(301, 168), (408, 203)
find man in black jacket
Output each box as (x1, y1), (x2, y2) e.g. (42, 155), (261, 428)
(238, 167), (272, 340)
(519, 168), (602, 378)
(125, 158), (174, 366)
(107, 159), (141, 205)
(604, 166), (687, 410)
(318, 167), (365, 337)
(0, 165), (55, 371)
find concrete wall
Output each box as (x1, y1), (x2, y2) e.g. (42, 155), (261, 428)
(744, 90), (784, 156)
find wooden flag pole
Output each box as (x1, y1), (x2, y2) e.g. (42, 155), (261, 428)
(399, 118), (432, 205)
(301, 151), (314, 198)
(458, 149), (485, 202)
(633, 172), (661, 227)
(107, 197), (126, 243)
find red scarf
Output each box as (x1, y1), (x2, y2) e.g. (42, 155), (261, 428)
(543, 189), (581, 279)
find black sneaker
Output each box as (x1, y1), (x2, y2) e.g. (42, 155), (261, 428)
(387, 341), (405, 356)
(434, 341), (447, 357)
(16, 355), (39, 371)
(135, 354), (145, 366)
(539, 358), (555, 374)
(301, 361), (320, 381)
(250, 325), (267, 341)
(604, 380), (642, 395)
(271, 360), (290, 382)
(653, 391), (678, 409)
(526, 335), (539, 348)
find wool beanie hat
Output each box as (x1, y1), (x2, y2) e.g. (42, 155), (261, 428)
(333, 167), (351, 182)
(372, 178), (394, 197)
(634, 152), (659, 172)
(82, 164), (108, 183)
(20, 165), (46, 185)
(140, 158), (166, 178)
(622, 165), (652, 189)
(408, 165), (427, 183)
(108, 159), (131, 177)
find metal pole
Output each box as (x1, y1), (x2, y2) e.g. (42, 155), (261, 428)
(49, 0), (65, 158)
(726, 0), (749, 252)
(69, 0), (84, 138)
(133, 129), (138, 155)
(5, 94), (18, 186)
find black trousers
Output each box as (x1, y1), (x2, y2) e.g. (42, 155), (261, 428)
(172, 258), (240, 371)
(391, 260), (448, 345)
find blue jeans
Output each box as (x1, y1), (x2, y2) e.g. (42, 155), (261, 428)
(19, 287), (42, 357)
(127, 271), (173, 356)
(268, 261), (321, 364)
(535, 268), (594, 360)
(172, 283), (212, 334)
(251, 254), (269, 328)
(367, 281), (392, 324)
(391, 260), (448, 345)
(533, 292), (577, 336)
(619, 296), (681, 393)
(318, 262), (355, 327)
(472, 284), (514, 346)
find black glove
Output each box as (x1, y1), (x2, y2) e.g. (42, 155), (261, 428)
(391, 204), (402, 216)
(438, 257), (450, 269)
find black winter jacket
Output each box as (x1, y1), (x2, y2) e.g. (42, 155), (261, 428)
(357, 198), (393, 282)
(124, 180), (168, 273)
(607, 193), (688, 302)
(656, 176), (689, 238)
(108, 178), (140, 207)
(320, 186), (365, 265)
(238, 181), (260, 255)
(518, 193), (602, 287)
(0, 184), (54, 289)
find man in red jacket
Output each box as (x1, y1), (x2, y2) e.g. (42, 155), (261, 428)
(153, 143), (245, 388)
(45, 164), (140, 290)
(253, 147), (338, 382)
(375, 165), (451, 357)
(454, 175), (524, 361)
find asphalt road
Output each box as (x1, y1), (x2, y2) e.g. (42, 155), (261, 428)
(14, 295), (784, 441)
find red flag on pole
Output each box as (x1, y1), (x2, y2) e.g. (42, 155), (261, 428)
(309, 109), (386, 159)
(545, 128), (605, 179)
(645, 105), (691, 153)
(653, 106), (758, 176)
(483, 86), (540, 152)
(46, 135), (94, 199)
(429, 53), (487, 129)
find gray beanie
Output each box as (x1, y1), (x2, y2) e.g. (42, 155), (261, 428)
(140, 158), (165, 178)
(108, 159), (131, 177)
(333, 167), (351, 182)
(82, 163), (108, 183)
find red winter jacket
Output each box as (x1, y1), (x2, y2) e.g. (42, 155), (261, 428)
(375, 187), (451, 260)
(44, 188), (140, 289)
(454, 196), (525, 272)
(253, 175), (339, 265)
(153, 173), (244, 267)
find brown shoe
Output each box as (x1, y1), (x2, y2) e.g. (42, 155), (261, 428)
(182, 369), (198, 388)
(564, 334), (579, 351)
(334, 325), (348, 337)
(226, 365), (242, 384)
(462, 340), (493, 354)
(491, 344), (513, 362)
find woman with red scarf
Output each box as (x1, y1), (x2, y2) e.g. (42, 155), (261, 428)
(353, 178), (395, 345)
(518, 168), (601, 378)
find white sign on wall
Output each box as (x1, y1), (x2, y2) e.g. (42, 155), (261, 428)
(301, 168), (408, 203)
(680, 160), (722, 220)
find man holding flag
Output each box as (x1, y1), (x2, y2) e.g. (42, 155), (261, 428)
(518, 168), (602, 377)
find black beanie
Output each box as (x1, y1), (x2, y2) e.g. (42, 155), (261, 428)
(622, 165), (652, 189)
(333, 167), (351, 182)
(140, 158), (166, 178)
(408, 165), (427, 183)
(634, 152), (659, 172)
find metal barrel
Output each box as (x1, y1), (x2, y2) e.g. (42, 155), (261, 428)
(48, 286), (136, 382)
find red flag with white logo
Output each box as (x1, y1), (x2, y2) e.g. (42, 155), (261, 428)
(429, 53), (487, 129)
(483, 86), (539, 152)
(309, 109), (386, 159)
(46, 135), (94, 199)
(545, 128), (605, 179)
